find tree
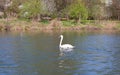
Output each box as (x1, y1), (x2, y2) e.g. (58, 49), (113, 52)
(41, 0), (57, 16)
(111, 0), (120, 20)
(67, 0), (88, 20)
(19, 0), (42, 20)
(83, 0), (106, 20)
(6, 0), (29, 17)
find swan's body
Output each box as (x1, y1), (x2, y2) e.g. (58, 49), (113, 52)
(59, 35), (74, 51)
(60, 44), (74, 49)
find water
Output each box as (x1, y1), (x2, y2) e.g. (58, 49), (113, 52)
(0, 31), (120, 75)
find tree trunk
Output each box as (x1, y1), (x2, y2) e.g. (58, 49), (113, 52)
(77, 15), (81, 24)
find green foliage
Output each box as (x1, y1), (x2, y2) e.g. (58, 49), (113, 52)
(18, 17), (31, 22)
(7, 0), (20, 13)
(19, 0), (42, 18)
(80, 20), (90, 24)
(116, 22), (120, 29)
(40, 20), (50, 25)
(67, 0), (88, 20)
(5, 0), (120, 21)
(84, 0), (106, 20)
(62, 20), (77, 26)
(91, 5), (105, 20)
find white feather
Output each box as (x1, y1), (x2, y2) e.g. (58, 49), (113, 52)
(59, 35), (74, 51)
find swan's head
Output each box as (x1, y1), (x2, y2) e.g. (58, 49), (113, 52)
(60, 35), (63, 38)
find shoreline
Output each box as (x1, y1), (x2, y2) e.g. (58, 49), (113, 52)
(0, 19), (120, 32)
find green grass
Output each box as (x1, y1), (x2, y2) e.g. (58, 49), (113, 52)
(116, 22), (120, 29)
(18, 18), (31, 22)
(40, 20), (50, 25)
(62, 20), (77, 26)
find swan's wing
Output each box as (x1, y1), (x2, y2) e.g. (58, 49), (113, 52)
(65, 44), (75, 48)
(61, 44), (74, 48)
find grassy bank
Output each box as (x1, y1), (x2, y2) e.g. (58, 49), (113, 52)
(0, 18), (120, 31)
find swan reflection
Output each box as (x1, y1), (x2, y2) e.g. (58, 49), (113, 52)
(59, 48), (74, 56)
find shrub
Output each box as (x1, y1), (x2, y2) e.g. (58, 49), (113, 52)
(19, 0), (42, 19)
(67, 0), (88, 20)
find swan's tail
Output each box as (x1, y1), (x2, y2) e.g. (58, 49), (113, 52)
(72, 46), (75, 49)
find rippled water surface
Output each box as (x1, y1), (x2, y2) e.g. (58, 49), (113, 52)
(0, 31), (120, 75)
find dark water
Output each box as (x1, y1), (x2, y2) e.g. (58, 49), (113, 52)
(0, 31), (120, 75)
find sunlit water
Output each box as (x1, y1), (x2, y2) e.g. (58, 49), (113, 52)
(0, 31), (120, 75)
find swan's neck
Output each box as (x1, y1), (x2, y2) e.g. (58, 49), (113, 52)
(59, 36), (63, 47)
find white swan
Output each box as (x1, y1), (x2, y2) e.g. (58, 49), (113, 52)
(59, 35), (74, 50)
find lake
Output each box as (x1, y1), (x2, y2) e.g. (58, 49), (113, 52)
(0, 31), (120, 75)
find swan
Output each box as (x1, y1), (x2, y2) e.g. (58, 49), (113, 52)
(59, 35), (74, 50)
